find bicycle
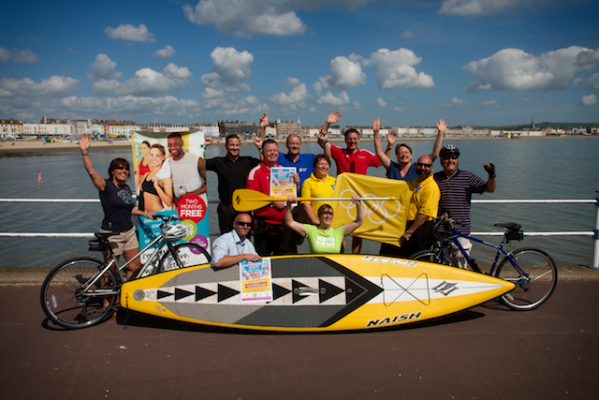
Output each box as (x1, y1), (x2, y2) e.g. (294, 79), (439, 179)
(410, 215), (557, 311)
(40, 215), (211, 329)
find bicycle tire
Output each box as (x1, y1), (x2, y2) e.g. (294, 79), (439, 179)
(40, 257), (119, 329)
(158, 243), (211, 273)
(410, 250), (459, 268)
(495, 248), (557, 311)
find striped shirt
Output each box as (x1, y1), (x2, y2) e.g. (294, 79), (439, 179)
(433, 169), (487, 234)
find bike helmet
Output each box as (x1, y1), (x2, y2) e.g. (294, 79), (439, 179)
(440, 144), (460, 157)
(162, 223), (190, 242)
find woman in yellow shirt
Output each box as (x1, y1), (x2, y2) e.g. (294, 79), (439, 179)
(300, 154), (336, 225)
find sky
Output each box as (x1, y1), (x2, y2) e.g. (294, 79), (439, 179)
(1, 0), (598, 127)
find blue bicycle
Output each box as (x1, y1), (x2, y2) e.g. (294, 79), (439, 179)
(410, 215), (557, 311)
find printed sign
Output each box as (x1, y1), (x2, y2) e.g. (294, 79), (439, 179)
(270, 167), (296, 198)
(240, 258), (273, 303)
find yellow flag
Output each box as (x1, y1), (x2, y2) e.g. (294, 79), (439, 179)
(330, 173), (413, 246)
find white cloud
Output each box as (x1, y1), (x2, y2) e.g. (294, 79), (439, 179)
(376, 97), (387, 107)
(353, 100), (361, 109)
(92, 63), (192, 96)
(0, 76), (79, 98)
(316, 91), (349, 106)
(573, 78), (583, 86)
(582, 94), (597, 106)
(443, 97), (469, 108)
(309, 107), (318, 113)
(0, 48), (40, 64)
(576, 48), (599, 69)
(183, 0), (373, 37)
(200, 47), (254, 89)
(60, 95), (199, 117)
(200, 90), (268, 115)
(88, 54), (124, 80)
(393, 106), (407, 112)
(104, 24), (156, 43)
(463, 46), (591, 92)
(153, 45), (176, 58)
(313, 76), (330, 95)
(482, 99), (497, 105)
(401, 30), (413, 38)
(360, 48), (435, 90)
(585, 73), (599, 89)
(329, 56), (366, 89)
(439, 0), (542, 16)
(271, 79), (308, 107)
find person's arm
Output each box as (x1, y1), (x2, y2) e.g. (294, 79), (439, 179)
(343, 196), (364, 236)
(373, 118), (391, 170)
(131, 208), (154, 219)
(322, 110), (341, 133)
(215, 252), (262, 269)
(317, 126), (332, 160)
(428, 119), (447, 162)
(78, 133), (106, 191)
(198, 157), (207, 183)
(484, 163), (497, 193)
(300, 180), (320, 225)
(254, 136), (264, 162)
(154, 176), (173, 207)
(401, 213), (428, 242)
(258, 113), (269, 142)
(285, 196), (306, 237)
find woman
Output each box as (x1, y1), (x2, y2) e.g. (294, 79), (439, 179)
(138, 144), (173, 212)
(300, 154), (336, 225)
(285, 195), (364, 254)
(78, 133), (153, 279)
(135, 141), (151, 189)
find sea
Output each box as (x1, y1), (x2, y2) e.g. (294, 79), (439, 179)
(0, 138), (598, 269)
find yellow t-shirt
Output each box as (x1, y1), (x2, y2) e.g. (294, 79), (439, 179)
(300, 173), (337, 216)
(408, 175), (440, 221)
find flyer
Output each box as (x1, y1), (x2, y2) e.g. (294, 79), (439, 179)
(270, 167), (297, 198)
(240, 258), (273, 303)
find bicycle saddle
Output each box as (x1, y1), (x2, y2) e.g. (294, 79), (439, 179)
(494, 222), (521, 231)
(95, 232), (119, 240)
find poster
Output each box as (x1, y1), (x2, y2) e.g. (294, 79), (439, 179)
(270, 167), (297, 198)
(240, 258), (273, 303)
(131, 130), (210, 265)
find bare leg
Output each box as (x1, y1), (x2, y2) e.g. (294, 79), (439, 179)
(123, 248), (141, 279)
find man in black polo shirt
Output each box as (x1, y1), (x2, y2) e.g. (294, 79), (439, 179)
(200, 134), (261, 234)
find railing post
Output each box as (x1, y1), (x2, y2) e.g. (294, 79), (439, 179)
(590, 190), (599, 270)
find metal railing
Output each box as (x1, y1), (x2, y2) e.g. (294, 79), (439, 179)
(1, 194), (598, 269)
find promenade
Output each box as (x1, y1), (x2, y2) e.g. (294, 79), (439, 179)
(1, 274), (598, 399)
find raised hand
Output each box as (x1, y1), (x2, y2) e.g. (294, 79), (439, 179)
(326, 110), (342, 124)
(204, 136), (214, 147)
(436, 119), (447, 133)
(78, 133), (91, 152)
(387, 129), (397, 146)
(254, 136), (263, 149)
(372, 117), (381, 132)
(260, 113), (270, 129)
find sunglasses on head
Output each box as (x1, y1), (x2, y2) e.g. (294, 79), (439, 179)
(236, 221), (252, 227)
(441, 154), (459, 160)
(417, 162), (432, 168)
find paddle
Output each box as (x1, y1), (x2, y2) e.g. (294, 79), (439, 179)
(232, 189), (398, 212)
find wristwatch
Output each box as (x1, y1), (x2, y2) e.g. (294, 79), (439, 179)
(405, 229), (413, 234)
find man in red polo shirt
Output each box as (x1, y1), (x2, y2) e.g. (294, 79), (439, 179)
(317, 111), (381, 253)
(247, 139), (297, 256)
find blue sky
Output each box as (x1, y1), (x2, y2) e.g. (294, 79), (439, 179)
(1, 0), (598, 127)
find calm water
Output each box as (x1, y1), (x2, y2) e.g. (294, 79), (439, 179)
(0, 138), (597, 268)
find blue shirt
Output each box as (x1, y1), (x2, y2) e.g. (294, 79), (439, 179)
(211, 229), (258, 268)
(277, 152), (316, 188)
(387, 162), (417, 182)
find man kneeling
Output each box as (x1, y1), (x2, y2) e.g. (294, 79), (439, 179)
(211, 213), (262, 268)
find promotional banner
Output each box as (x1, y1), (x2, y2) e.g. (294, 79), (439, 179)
(330, 173), (413, 247)
(131, 130), (210, 264)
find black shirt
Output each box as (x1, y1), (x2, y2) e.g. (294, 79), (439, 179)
(206, 156), (260, 203)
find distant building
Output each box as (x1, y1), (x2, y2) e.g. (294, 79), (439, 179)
(0, 119), (22, 139)
(274, 118), (302, 138)
(218, 120), (257, 137)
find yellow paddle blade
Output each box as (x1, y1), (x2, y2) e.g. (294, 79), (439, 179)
(233, 189), (280, 212)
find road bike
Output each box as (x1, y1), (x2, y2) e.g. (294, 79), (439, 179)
(40, 215), (211, 329)
(410, 215), (557, 311)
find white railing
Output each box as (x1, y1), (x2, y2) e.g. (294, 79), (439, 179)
(1, 195), (598, 269)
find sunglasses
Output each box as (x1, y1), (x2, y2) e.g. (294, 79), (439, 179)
(441, 155), (459, 160)
(115, 165), (129, 171)
(236, 221), (252, 227)
(417, 163), (432, 168)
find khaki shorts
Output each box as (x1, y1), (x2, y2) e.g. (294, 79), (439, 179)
(100, 226), (139, 256)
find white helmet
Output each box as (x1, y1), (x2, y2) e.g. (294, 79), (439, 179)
(162, 223), (190, 242)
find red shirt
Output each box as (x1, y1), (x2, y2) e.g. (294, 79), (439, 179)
(246, 162), (284, 224)
(330, 144), (381, 175)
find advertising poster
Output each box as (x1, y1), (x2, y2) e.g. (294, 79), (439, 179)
(240, 258), (273, 303)
(270, 167), (297, 198)
(131, 130), (210, 264)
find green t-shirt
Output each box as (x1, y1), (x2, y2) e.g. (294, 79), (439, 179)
(305, 225), (345, 254)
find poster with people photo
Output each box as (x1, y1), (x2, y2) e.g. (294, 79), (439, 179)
(131, 130), (210, 264)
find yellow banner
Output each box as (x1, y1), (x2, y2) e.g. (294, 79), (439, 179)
(331, 173), (413, 246)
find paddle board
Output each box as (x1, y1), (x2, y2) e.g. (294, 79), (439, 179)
(120, 254), (514, 332)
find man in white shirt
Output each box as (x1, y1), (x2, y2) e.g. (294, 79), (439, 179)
(167, 133), (207, 205)
(211, 213), (262, 268)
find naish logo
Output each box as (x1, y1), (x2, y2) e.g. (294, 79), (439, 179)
(367, 312), (422, 327)
(432, 281), (459, 296)
(361, 255), (417, 267)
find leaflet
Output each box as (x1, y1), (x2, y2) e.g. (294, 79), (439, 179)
(270, 167), (297, 198)
(240, 258), (273, 303)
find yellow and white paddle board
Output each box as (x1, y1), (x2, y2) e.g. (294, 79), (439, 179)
(120, 254), (514, 332)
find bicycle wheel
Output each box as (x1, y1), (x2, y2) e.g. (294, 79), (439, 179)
(495, 248), (557, 311)
(410, 250), (459, 268)
(40, 257), (119, 329)
(158, 243), (211, 273)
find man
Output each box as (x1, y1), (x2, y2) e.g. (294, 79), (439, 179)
(246, 139), (297, 256)
(382, 155), (440, 257)
(258, 113), (315, 188)
(165, 133), (207, 205)
(199, 134), (261, 234)
(433, 144), (496, 266)
(211, 212), (261, 269)
(317, 111), (381, 253)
